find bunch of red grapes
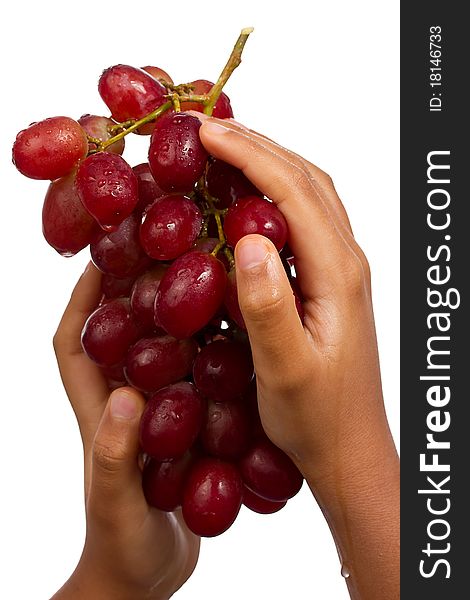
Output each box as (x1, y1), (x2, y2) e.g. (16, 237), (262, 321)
(12, 33), (305, 537)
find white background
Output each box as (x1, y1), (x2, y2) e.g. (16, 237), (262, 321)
(0, 1), (399, 598)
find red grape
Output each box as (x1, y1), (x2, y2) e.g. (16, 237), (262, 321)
(100, 362), (126, 387)
(201, 398), (252, 459)
(239, 438), (303, 502)
(42, 172), (97, 256)
(132, 163), (166, 212)
(76, 152), (139, 231)
(139, 382), (204, 461)
(206, 159), (261, 208)
(155, 251), (227, 339)
(148, 113), (208, 193)
(140, 195), (202, 260)
(101, 273), (136, 299)
(130, 265), (167, 330)
(193, 339), (253, 402)
(194, 237), (231, 271)
(124, 335), (198, 393)
(224, 196), (288, 251)
(132, 67), (174, 134)
(142, 66), (174, 85)
(194, 237), (219, 254)
(81, 298), (139, 367)
(98, 64), (167, 122)
(243, 486), (287, 514)
(181, 80), (233, 119)
(182, 458), (243, 537)
(12, 116), (88, 180)
(224, 268), (246, 330)
(143, 451), (195, 512)
(90, 212), (151, 278)
(244, 380), (265, 439)
(78, 114), (124, 155)
(12, 34), (308, 539)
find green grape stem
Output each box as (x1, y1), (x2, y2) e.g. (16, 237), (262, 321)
(165, 94), (210, 103)
(200, 216), (210, 238)
(97, 101), (173, 152)
(88, 28), (253, 155)
(170, 93), (181, 112)
(162, 81), (195, 95)
(89, 27), (252, 268)
(204, 27), (254, 116)
(224, 246), (235, 269)
(86, 134), (104, 148)
(208, 203), (226, 257)
(108, 119), (136, 135)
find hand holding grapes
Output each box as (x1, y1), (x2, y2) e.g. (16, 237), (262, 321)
(51, 265), (200, 600)
(12, 27), (399, 598)
(51, 117), (399, 600)
(196, 115), (400, 600)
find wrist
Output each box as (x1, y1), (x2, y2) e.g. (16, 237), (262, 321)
(297, 417), (400, 600)
(296, 414), (399, 495)
(51, 558), (175, 600)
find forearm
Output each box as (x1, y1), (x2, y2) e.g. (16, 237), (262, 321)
(51, 567), (133, 600)
(51, 513), (198, 600)
(301, 418), (399, 600)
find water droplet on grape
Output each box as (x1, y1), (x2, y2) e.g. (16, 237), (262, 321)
(211, 410), (222, 422)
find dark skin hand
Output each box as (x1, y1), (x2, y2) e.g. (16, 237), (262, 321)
(51, 265), (200, 600)
(52, 115), (399, 599)
(197, 115), (400, 600)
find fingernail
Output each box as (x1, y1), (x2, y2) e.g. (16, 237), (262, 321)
(201, 121), (231, 136)
(236, 237), (270, 271)
(110, 390), (138, 420)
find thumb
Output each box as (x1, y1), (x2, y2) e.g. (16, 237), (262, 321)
(87, 386), (147, 522)
(234, 235), (307, 389)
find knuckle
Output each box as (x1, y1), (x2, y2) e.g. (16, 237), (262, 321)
(302, 158), (334, 189)
(339, 252), (368, 294)
(272, 362), (312, 396)
(241, 291), (287, 324)
(361, 254), (372, 287)
(93, 441), (125, 476)
(52, 329), (64, 356)
(320, 170), (334, 188)
(351, 243), (372, 290)
(289, 164), (313, 195)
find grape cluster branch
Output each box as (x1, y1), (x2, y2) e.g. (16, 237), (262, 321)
(204, 27), (254, 116)
(90, 27), (253, 154)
